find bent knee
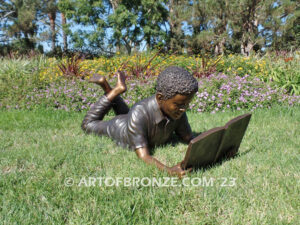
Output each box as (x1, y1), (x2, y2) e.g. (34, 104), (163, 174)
(81, 120), (91, 133)
(81, 119), (108, 135)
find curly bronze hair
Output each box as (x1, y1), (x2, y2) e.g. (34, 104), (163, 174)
(156, 66), (198, 100)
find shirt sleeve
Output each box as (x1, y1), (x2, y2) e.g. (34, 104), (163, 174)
(127, 105), (149, 149)
(175, 112), (193, 141)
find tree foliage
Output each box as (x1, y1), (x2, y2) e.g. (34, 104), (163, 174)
(0, 0), (39, 53)
(0, 0), (299, 56)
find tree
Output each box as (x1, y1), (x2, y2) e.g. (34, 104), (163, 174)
(228, 0), (298, 55)
(60, 11), (68, 52)
(108, 1), (143, 54)
(166, 0), (188, 52)
(208, 0), (232, 55)
(108, 0), (168, 54)
(184, 0), (212, 54)
(263, 0), (300, 51)
(228, 0), (264, 56)
(58, 0), (109, 55)
(139, 0), (168, 49)
(0, 0), (39, 52)
(58, 0), (70, 52)
(38, 0), (59, 53)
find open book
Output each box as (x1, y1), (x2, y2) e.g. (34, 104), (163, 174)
(181, 113), (252, 169)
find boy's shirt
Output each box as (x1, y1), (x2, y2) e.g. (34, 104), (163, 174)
(107, 95), (192, 150)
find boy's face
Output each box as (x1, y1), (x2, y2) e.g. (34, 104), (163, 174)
(157, 93), (195, 120)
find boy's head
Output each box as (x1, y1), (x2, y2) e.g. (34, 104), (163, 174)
(156, 66), (198, 120)
(156, 66), (198, 100)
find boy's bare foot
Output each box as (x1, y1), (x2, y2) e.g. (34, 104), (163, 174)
(106, 71), (127, 101)
(89, 74), (105, 84)
(89, 74), (112, 93)
(115, 71), (127, 94)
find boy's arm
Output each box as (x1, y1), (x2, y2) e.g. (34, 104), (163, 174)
(175, 113), (193, 144)
(135, 147), (191, 177)
(180, 133), (193, 144)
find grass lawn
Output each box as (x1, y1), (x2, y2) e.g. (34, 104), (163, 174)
(0, 106), (299, 224)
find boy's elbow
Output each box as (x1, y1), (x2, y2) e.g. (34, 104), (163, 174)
(81, 120), (90, 133)
(181, 133), (193, 143)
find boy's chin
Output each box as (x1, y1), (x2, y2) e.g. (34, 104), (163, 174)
(170, 113), (183, 120)
(162, 109), (183, 120)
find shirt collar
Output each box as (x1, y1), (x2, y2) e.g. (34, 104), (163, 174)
(152, 95), (169, 124)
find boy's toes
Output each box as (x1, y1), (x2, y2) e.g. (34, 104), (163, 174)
(89, 74), (105, 84)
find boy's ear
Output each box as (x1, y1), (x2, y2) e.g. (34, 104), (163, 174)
(155, 93), (164, 104)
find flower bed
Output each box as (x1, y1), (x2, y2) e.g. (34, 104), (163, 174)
(6, 73), (299, 113)
(193, 73), (299, 113)
(1, 53), (299, 112)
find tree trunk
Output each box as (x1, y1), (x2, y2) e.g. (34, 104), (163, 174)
(24, 32), (34, 50)
(109, 0), (120, 11)
(168, 0), (175, 33)
(168, 0), (182, 52)
(240, 0), (259, 56)
(245, 42), (254, 56)
(241, 39), (254, 56)
(123, 38), (132, 55)
(241, 18), (258, 56)
(48, 12), (56, 53)
(61, 12), (67, 52)
(214, 36), (226, 55)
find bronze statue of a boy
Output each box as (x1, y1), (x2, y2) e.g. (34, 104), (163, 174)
(81, 66), (198, 177)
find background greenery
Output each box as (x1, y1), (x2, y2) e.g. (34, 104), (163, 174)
(1, 0), (299, 56)
(1, 52), (299, 112)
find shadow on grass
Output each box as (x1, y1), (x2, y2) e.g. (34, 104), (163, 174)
(169, 131), (203, 146)
(191, 147), (254, 172)
(148, 131), (203, 155)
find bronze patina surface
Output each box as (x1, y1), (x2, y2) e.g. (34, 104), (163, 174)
(81, 94), (192, 150)
(181, 113), (252, 170)
(82, 66), (201, 177)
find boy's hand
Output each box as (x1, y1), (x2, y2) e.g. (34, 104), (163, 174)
(136, 148), (192, 178)
(168, 163), (192, 178)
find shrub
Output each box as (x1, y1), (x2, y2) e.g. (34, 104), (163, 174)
(0, 57), (48, 109)
(3, 72), (299, 113)
(265, 55), (300, 95)
(57, 54), (85, 79)
(1, 54), (299, 112)
(215, 52), (300, 95)
(12, 76), (156, 111)
(190, 73), (300, 113)
(216, 54), (268, 79)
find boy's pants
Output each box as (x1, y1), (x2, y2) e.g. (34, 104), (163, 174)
(81, 95), (129, 135)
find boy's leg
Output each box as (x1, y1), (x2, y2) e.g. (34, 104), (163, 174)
(81, 72), (128, 135)
(81, 95), (112, 135)
(89, 72), (129, 115)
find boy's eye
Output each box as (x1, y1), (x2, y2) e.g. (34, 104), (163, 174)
(175, 103), (187, 109)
